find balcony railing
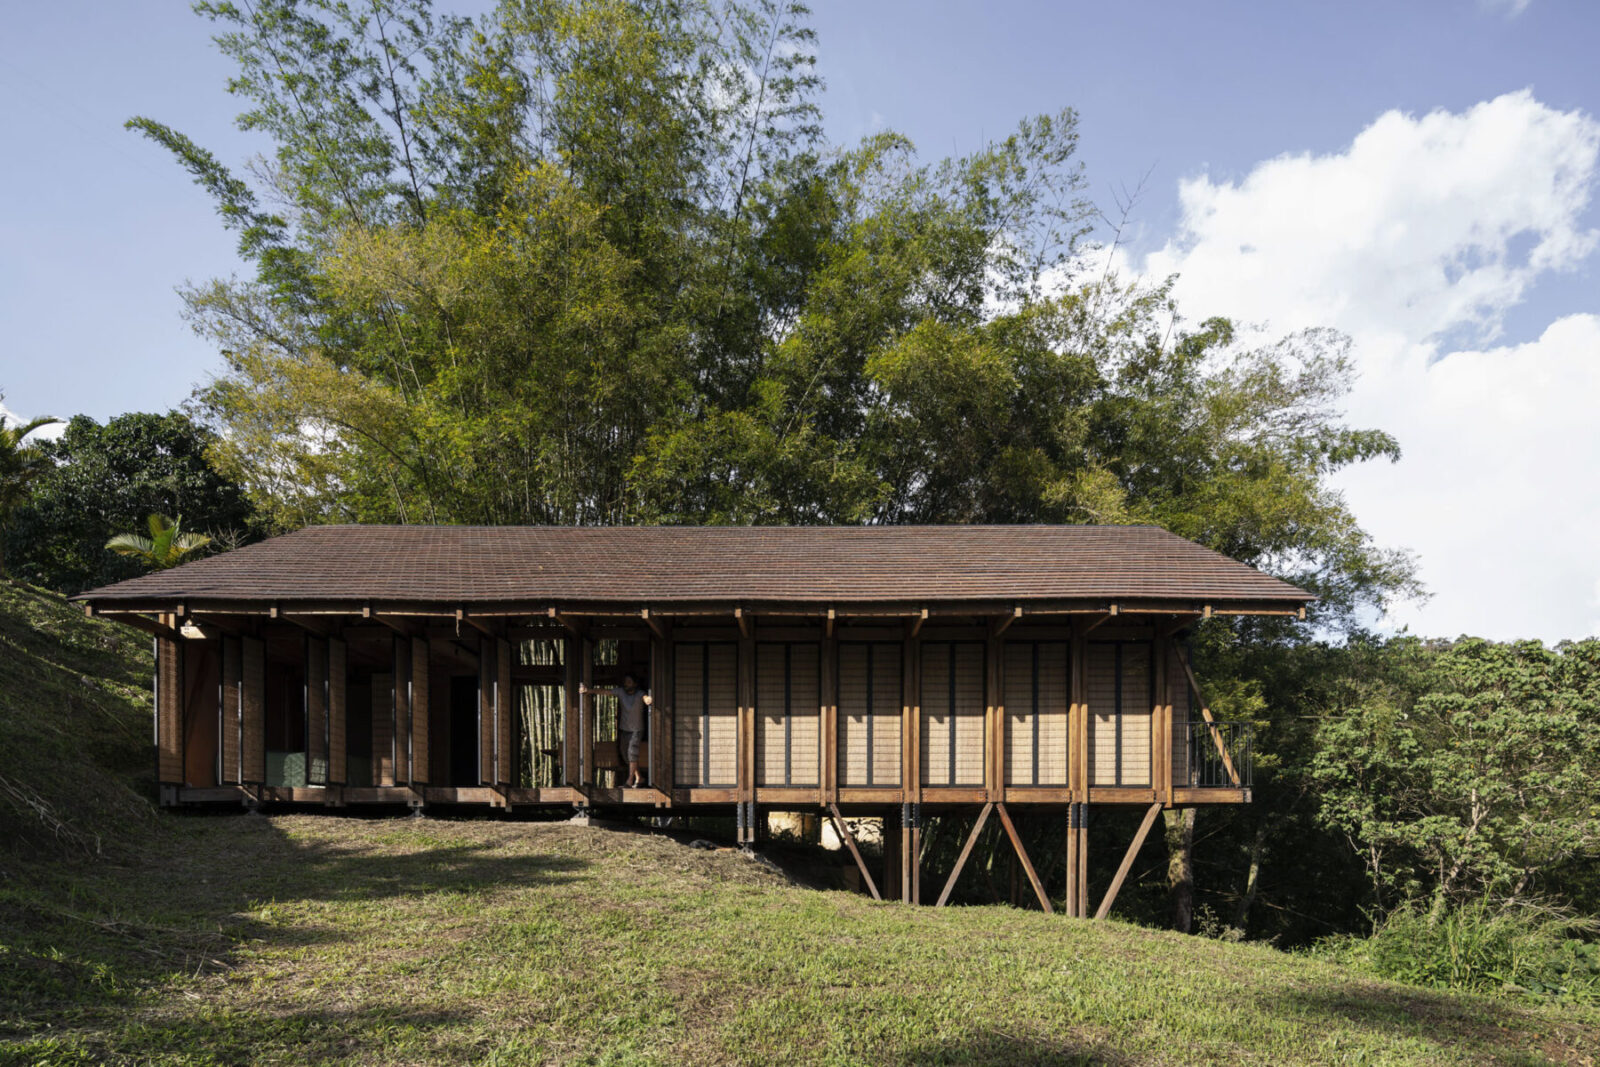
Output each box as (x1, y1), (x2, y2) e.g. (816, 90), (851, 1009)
(1178, 720), (1253, 790)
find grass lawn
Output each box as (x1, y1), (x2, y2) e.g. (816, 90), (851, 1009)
(3, 813), (1596, 1066)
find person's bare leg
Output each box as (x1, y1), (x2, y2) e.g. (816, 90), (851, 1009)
(628, 758), (640, 788)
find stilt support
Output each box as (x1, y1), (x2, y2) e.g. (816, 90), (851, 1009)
(936, 802), (994, 907)
(995, 803), (1053, 914)
(1094, 801), (1163, 921)
(828, 803), (881, 901)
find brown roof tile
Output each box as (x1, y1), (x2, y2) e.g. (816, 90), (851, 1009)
(77, 524), (1313, 609)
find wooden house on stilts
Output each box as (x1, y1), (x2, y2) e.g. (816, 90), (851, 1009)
(77, 524), (1311, 917)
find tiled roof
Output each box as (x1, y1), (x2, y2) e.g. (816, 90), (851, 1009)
(77, 524), (1313, 608)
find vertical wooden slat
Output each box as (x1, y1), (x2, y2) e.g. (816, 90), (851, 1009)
(221, 637), (242, 784)
(496, 637), (513, 787)
(738, 631), (755, 804)
(479, 636), (496, 785)
(410, 636), (429, 786)
(984, 632), (1001, 800)
(563, 635), (580, 788)
(242, 636), (265, 785)
(156, 635), (184, 784)
(392, 637), (411, 785)
(907, 632), (922, 804)
(306, 636), (328, 785)
(328, 637), (346, 785)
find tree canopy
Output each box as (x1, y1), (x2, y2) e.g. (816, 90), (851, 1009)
(131, 0), (1417, 625)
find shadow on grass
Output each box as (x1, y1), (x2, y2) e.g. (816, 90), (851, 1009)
(0, 814), (587, 1041)
(1267, 984), (1591, 1066)
(896, 1029), (1127, 1067)
(1, 1002), (480, 1065)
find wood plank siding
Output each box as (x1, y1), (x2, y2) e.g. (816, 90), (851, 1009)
(675, 642), (738, 787)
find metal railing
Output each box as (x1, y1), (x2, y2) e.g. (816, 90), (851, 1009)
(1179, 720), (1253, 789)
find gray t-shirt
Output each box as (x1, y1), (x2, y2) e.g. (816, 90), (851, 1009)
(600, 687), (648, 732)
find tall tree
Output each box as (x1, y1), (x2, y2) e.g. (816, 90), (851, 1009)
(0, 402), (59, 579)
(4, 411), (260, 594)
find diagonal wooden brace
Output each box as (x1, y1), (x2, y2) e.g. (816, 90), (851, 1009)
(1094, 802), (1163, 920)
(828, 803), (881, 901)
(936, 802), (994, 907)
(995, 803), (1053, 914)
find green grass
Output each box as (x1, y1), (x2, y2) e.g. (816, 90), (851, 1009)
(2, 581), (1597, 1065)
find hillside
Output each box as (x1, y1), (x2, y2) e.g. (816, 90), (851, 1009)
(1, 584), (1597, 1065)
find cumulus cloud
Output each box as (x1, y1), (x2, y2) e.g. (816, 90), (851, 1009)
(0, 401), (67, 441)
(1124, 91), (1600, 642)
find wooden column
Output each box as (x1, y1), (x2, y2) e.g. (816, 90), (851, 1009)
(822, 630), (838, 805)
(306, 636), (329, 785)
(328, 636), (347, 786)
(495, 636), (513, 787)
(650, 625), (671, 792)
(410, 636), (430, 786)
(392, 637), (411, 786)
(1069, 620), (1089, 917)
(984, 630), (1003, 802)
(738, 627), (755, 833)
(479, 636), (497, 786)
(563, 634), (581, 789)
(580, 636), (594, 789)
(882, 812), (903, 902)
(1154, 631), (1172, 805)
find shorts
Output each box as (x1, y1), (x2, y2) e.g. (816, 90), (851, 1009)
(620, 729), (643, 762)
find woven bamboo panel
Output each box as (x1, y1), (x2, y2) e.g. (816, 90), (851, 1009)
(756, 643), (821, 787)
(1003, 641), (1069, 786)
(839, 642), (901, 787)
(1087, 641), (1152, 786)
(242, 637), (265, 784)
(156, 635), (183, 784)
(221, 637), (241, 784)
(1169, 643), (1191, 785)
(675, 642), (738, 786)
(306, 637), (328, 784)
(921, 642), (986, 786)
(372, 671), (394, 786)
(410, 636), (430, 785)
(328, 638), (346, 785)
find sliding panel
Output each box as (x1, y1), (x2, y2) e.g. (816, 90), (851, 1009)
(756, 642), (821, 787)
(1003, 641), (1070, 786)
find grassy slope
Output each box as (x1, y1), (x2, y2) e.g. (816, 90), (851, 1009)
(1, 584), (1596, 1066)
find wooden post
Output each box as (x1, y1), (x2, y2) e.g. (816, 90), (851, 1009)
(242, 635), (265, 786)
(1064, 807), (1079, 917)
(985, 630), (1002, 801)
(1094, 801), (1163, 920)
(496, 636), (513, 788)
(410, 636), (429, 786)
(936, 802), (994, 907)
(650, 623), (670, 793)
(563, 634), (581, 790)
(738, 628), (755, 838)
(580, 636), (595, 789)
(479, 636), (497, 786)
(995, 802), (1053, 914)
(882, 811), (902, 902)
(1154, 631), (1170, 805)
(910, 806), (922, 904)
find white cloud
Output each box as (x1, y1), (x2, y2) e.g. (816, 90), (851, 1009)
(1481, 0), (1532, 18)
(1125, 91), (1600, 642)
(0, 401), (67, 441)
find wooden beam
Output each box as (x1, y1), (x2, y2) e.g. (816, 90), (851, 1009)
(456, 608), (498, 639)
(548, 607), (582, 637)
(995, 803), (1053, 914)
(735, 607), (749, 639)
(825, 608), (835, 637)
(827, 803), (881, 901)
(641, 608), (665, 641)
(1083, 613), (1113, 636)
(99, 611), (180, 640)
(935, 802), (994, 907)
(910, 607), (928, 637)
(281, 613), (335, 638)
(994, 605), (1022, 636)
(1094, 802), (1163, 920)
(370, 613), (412, 636)
(1172, 644), (1241, 786)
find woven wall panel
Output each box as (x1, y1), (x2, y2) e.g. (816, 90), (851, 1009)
(838, 642), (901, 787)
(921, 641), (985, 787)
(1087, 642), (1152, 787)
(1003, 641), (1069, 786)
(372, 671), (394, 786)
(674, 642), (738, 786)
(241, 637), (265, 784)
(755, 642), (820, 787)
(156, 635), (183, 784)
(221, 637), (242, 784)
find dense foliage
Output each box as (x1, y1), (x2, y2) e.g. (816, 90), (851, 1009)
(132, 0), (1414, 626)
(3, 411), (259, 594)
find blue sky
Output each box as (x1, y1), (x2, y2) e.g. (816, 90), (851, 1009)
(2, 1), (1597, 641)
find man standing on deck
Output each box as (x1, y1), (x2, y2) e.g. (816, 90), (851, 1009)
(578, 673), (652, 788)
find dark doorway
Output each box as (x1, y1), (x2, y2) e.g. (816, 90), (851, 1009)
(450, 675), (479, 786)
